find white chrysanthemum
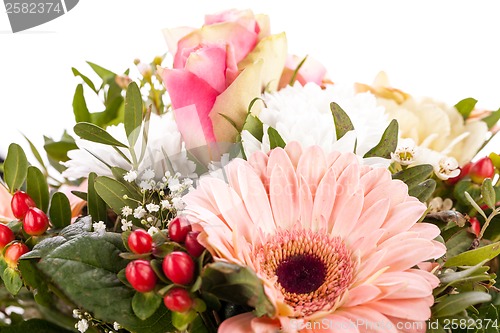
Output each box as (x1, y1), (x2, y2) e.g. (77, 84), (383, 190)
(62, 112), (196, 180)
(241, 83), (389, 163)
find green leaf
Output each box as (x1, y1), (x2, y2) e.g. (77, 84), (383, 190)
(454, 180), (482, 207)
(363, 119), (398, 159)
(25, 218), (173, 333)
(90, 96), (125, 127)
(445, 228), (474, 258)
(4, 143), (28, 193)
(289, 55), (308, 86)
(87, 61), (116, 80)
(3, 267), (23, 295)
(408, 179), (437, 202)
(124, 82), (143, 148)
(201, 262), (275, 317)
(88, 172), (108, 224)
(71, 190), (87, 201)
(74, 122), (128, 148)
(43, 141), (78, 162)
(330, 102), (354, 140)
(267, 127), (286, 149)
(132, 291), (162, 320)
(482, 108), (500, 129)
(455, 97), (478, 120)
(0, 318), (74, 333)
(72, 67), (97, 93)
(94, 176), (141, 215)
(242, 114), (264, 141)
(18, 260), (53, 306)
(465, 191), (487, 220)
(48, 192), (72, 229)
(172, 310), (198, 331)
(482, 178), (496, 210)
(26, 166), (49, 212)
(72, 84), (91, 123)
(432, 292), (491, 317)
(392, 164), (434, 188)
(445, 241), (500, 267)
(22, 134), (46, 170)
(438, 261), (490, 285)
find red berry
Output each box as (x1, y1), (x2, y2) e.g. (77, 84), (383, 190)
(162, 251), (195, 285)
(469, 157), (495, 184)
(128, 229), (153, 254)
(4, 242), (29, 267)
(469, 217), (481, 238)
(163, 288), (192, 313)
(11, 191), (36, 220)
(447, 162), (472, 185)
(23, 208), (49, 236)
(0, 224), (15, 250)
(125, 260), (157, 293)
(185, 231), (205, 257)
(168, 216), (192, 243)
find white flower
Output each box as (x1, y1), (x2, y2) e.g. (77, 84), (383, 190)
(113, 322), (121, 331)
(139, 180), (153, 191)
(429, 197), (454, 213)
(436, 156), (461, 180)
(124, 170), (138, 182)
(168, 178), (181, 192)
(121, 219), (133, 231)
(391, 138), (417, 165)
(241, 83), (389, 165)
(147, 227), (159, 236)
(121, 206), (133, 217)
(146, 203), (160, 213)
(76, 319), (89, 333)
(72, 309), (80, 318)
(62, 112), (196, 180)
(92, 221), (106, 236)
(133, 206), (147, 219)
(172, 197), (185, 210)
(141, 168), (155, 180)
(161, 200), (172, 210)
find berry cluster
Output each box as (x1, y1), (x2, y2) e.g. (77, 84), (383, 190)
(448, 156), (495, 185)
(123, 215), (206, 315)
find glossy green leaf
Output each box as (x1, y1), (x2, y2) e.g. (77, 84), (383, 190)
(392, 164), (433, 188)
(48, 192), (72, 229)
(74, 122), (128, 148)
(445, 228), (474, 258)
(455, 97), (477, 120)
(4, 143), (28, 193)
(23, 217), (174, 333)
(90, 96), (125, 127)
(445, 241), (500, 267)
(22, 134), (45, 170)
(88, 172), (107, 224)
(438, 261), (490, 285)
(3, 267), (23, 295)
(481, 178), (496, 210)
(268, 127), (286, 149)
(26, 166), (49, 212)
(124, 82), (143, 148)
(201, 262), (275, 317)
(132, 291), (162, 320)
(363, 119), (398, 158)
(172, 310), (198, 331)
(331, 102), (354, 140)
(243, 114), (264, 141)
(94, 176), (141, 215)
(408, 179), (436, 202)
(72, 84), (91, 123)
(87, 61), (115, 80)
(482, 108), (500, 129)
(18, 260), (53, 306)
(72, 67), (97, 93)
(43, 141), (78, 162)
(432, 292), (491, 318)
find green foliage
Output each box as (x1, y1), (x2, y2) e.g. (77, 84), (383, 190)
(0, 319), (74, 333)
(48, 192), (72, 229)
(445, 242), (500, 267)
(26, 166), (49, 212)
(482, 108), (500, 129)
(242, 114), (264, 141)
(201, 262), (274, 317)
(2, 267), (23, 295)
(392, 164), (436, 202)
(455, 97), (478, 120)
(330, 102), (354, 140)
(87, 172), (108, 224)
(93, 176), (141, 217)
(124, 82), (143, 148)
(267, 127), (286, 149)
(363, 119), (398, 159)
(73, 84), (91, 123)
(73, 122), (127, 148)
(482, 178), (497, 210)
(433, 292), (492, 318)
(4, 143), (28, 193)
(132, 291), (162, 321)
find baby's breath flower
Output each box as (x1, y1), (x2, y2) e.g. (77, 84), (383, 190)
(141, 168), (155, 181)
(124, 170), (138, 182)
(76, 319), (89, 333)
(148, 226), (159, 236)
(121, 219), (133, 231)
(134, 206), (147, 219)
(93, 221), (106, 236)
(168, 178), (181, 192)
(161, 200), (172, 210)
(139, 180), (153, 191)
(113, 322), (121, 330)
(172, 197), (185, 210)
(146, 203), (160, 213)
(121, 206), (133, 217)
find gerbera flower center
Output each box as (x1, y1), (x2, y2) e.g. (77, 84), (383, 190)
(256, 229), (354, 317)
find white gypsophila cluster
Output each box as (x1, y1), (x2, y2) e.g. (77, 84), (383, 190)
(119, 170), (193, 231)
(62, 112), (196, 181)
(241, 82), (390, 165)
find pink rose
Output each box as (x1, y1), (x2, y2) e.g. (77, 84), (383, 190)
(161, 9), (287, 163)
(279, 54), (329, 89)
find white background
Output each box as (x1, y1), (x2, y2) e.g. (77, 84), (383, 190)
(1, 0), (500, 158)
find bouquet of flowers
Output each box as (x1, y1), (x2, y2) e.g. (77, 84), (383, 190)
(0, 9), (499, 333)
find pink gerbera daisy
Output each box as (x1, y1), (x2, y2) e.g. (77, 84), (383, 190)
(184, 142), (445, 333)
